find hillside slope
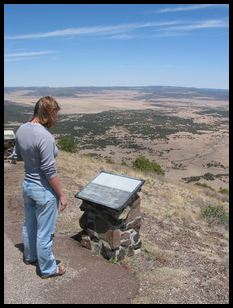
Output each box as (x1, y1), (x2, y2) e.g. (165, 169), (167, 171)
(5, 151), (229, 304)
(55, 151), (229, 304)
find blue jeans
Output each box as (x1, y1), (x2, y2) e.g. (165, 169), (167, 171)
(22, 180), (59, 276)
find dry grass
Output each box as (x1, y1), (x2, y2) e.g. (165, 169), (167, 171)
(132, 267), (190, 304)
(55, 151), (229, 304)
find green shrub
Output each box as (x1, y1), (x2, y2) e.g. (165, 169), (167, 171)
(106, 157), (113, 164)
(133, 156), (164, 175)
(203, 173), (215, 181)
(57, 136), (77, 153)
(182, 176), (201, 183)
(219, 187), (229, 195)
(195, 182), (214, 191)
(201, 205), (229, 225)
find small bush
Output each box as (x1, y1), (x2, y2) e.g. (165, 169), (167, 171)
(121, 161), (128, 166)
(57, 136), (77, 153)
(203, 173), (215, 181)
(106, 157), (113, 164)
(219, 187), (229, 195)
(133, 156), (164, 175)
(182, 176), (201, 183)
(201, 205), (229, 225)
(195, 182), (214, 191)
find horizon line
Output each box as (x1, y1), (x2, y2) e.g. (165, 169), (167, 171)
(4, 85), (229, 91)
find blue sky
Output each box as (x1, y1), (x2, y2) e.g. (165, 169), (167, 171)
(4, 4), (229, 89)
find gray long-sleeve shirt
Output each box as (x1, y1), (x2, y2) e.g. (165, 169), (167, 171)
(13, 122), (58, 186)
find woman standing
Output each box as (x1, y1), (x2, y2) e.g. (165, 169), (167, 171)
(13, 96), (67, 278)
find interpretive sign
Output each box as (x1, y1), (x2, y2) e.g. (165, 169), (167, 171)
(75, 171), (144, 211)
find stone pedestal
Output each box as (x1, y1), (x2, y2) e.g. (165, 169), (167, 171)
(77, 194), (142, 261)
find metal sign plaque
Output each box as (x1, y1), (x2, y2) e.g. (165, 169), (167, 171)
(75, 171), (144, 211)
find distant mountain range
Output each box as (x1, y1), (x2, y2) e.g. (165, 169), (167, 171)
(4, 85), (229, 100)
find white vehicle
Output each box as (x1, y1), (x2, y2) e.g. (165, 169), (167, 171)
(4, 130), (15, 141)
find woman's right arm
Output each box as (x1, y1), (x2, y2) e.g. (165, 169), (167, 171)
(39, 133), (67, 211)
(48, 176), (67, 211)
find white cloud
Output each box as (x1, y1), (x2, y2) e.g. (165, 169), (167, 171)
(104, 34), (135, 40)
(4, 21), (180, 40)
(5, 57), (40, 62)
(4, 50), (57, 61)
(151, 19), (228, 37)
(157, 19), (229, 31)
(156, 4), (228, 13)
(152, 32), (189, 38)
(164, 19), (228, 31)
(4, 18), (228, 42)
(5, 50), (56, 57)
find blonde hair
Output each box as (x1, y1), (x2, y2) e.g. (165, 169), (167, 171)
(32, 96), (61, 128)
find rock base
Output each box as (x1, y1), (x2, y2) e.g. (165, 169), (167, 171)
(77, 194), (142, 261)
